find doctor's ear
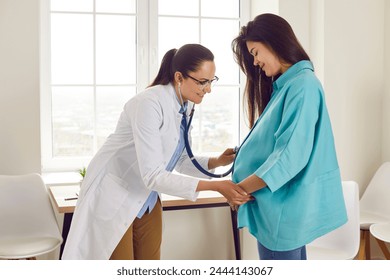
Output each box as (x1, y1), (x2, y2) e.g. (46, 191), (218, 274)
(174, 72), (183, 84)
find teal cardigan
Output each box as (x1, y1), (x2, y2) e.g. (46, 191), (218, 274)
(232, 60), (347, 251)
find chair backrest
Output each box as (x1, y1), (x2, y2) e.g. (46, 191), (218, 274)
(307, 181), (360, 259)
(0, 173), (62, 259)
(359, 162), (390, 218)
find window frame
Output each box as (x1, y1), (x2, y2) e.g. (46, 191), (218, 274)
(40, 0), (250, 172)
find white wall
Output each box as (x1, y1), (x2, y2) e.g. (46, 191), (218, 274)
(383, 1), (390, 161)
(322, 0), (385, 191)
(0, 0), (41, 175)
(279, 0), (311, 56)
(0, 0), (57, 259)
(251, 0), (278, 15)
(161, 208), (235, 259)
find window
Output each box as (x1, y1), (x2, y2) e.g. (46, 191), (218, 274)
(41, 0), (250, 172)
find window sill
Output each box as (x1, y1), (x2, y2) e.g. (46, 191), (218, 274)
(42, 172), (82, 187)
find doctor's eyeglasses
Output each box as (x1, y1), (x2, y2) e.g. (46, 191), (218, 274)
(187, 74), (219, 90)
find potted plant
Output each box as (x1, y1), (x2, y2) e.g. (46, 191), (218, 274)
(78, 167), (86, 185)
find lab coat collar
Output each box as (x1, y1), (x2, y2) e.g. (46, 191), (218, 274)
(167, 83), (190, 116)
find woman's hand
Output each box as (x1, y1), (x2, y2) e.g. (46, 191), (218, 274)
(215, 180), (253, 206)
(196, 179), (253, 207)
(208, 148), (236, 169)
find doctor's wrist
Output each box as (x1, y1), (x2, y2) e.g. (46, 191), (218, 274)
(196, 180), (220, 192)
(207, 157), (218, 170)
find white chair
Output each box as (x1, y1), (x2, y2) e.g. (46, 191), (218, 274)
(0, 173), (63, 259)
(307, 181), (360, 260)
(369, 223), (390, 260)
(358, 162), (390, 259)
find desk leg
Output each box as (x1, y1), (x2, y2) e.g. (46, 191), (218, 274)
(59, 212), (73, 259)
(230, 209), (241, 260)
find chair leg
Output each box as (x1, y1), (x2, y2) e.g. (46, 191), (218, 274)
(358, 229), (371, 260)
(365, 230), (371, 259)
(374, 238), (390, 260)
(357, 231), (366, 259)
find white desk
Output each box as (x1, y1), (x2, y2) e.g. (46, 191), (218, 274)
(49, 185), (240, 260)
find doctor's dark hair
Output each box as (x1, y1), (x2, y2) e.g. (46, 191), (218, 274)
(149, 44), (214, 87)
(232, 13), (310, 128)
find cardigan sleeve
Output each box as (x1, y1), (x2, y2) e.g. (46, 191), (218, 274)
(254, 81), (321, 192)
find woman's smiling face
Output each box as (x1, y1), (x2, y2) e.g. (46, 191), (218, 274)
(246, 41), (289, 77)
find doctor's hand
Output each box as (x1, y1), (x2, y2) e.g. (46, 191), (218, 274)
(216, 180), (253, 206)
(208, 148), (236, 169)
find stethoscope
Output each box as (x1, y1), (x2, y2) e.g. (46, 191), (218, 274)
(177, 80), (264, 178)
(181, 103), (239, 178)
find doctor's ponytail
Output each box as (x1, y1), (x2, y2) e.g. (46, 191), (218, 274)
(149, 48), (177, 87)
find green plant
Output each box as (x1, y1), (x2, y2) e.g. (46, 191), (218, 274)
(79, 167), (87, 178)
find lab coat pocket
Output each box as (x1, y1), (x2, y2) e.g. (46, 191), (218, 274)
(92, 173), (129, 221)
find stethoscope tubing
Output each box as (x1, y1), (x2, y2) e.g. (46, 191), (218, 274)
(182, 105), (237, 178)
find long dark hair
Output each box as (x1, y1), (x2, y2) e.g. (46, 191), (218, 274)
(232, 13), (310, 128)
(150, 44), (214, 87)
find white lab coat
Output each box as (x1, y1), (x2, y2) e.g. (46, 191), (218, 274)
(62, 83), (212, 259)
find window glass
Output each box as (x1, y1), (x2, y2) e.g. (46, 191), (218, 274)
(158, 0), (199, 16)
(44, 0), (246, 170)
(157, 1), (242, 155)
(158, 17), (199, 60)
(201, 0), (239, 18)
(201, 19), (240, 85)
(190, 87), (240, 153)
(52, 86), (94, 157)
(51, 0), (93, 12)
(96, 15), (136, 84)
(51, 14), (93, 84)
(96, 0), (136, 13)
(96, 86), (136, 148)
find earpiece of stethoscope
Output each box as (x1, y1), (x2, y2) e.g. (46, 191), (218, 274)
(182, 104), (238, 178)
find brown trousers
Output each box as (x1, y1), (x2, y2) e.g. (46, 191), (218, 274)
(110, 199), (162, 260)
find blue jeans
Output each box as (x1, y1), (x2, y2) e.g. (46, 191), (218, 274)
(257, 242), (307, 260)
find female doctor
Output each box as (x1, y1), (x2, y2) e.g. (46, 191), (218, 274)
(61, 44), (252, 260)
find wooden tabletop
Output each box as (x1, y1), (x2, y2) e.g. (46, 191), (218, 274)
(48, 185), (80, 213)
(48, 185), (228, 214)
